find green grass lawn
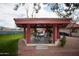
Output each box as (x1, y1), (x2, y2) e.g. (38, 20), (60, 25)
(0, 34), (23, 56)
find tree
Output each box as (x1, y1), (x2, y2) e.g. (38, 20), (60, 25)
(64, 3), (79, 36)
(46, 3), (79, 36)
(14, 3), (41, 18)
(14, 3), (42, 37)
(44, 3), (79, 18)
(0, 27), (4, 30)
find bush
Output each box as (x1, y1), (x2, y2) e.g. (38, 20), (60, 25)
(60, 35), (66, 47)
(48, 39), (52, 43)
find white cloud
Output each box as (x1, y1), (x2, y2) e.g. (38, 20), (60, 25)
(0, 3), (27, 29)
(71, 9), (79, 24)
(34, 4), (60, 18)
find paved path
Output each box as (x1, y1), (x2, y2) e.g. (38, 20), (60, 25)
(18, 36), (79, 56)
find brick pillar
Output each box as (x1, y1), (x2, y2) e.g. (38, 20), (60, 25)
(53, 25), (58, 43)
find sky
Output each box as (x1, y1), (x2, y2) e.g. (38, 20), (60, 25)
(0, 3), (60, 29)
(0, 3), (79, 29)
(0, 3), (27, 29)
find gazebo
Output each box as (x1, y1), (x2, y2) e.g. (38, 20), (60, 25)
(14, 18), (71, 44)
(66, 23), (79, 36)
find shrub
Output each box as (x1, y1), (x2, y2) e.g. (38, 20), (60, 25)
(60, 35), (66, 47)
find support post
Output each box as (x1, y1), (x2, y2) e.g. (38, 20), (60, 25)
(57, 26), (60, 39)
(24, 25), (31, 44)
(53, 25), (58, 43)
(24, 27), (26, 39)
(26, 25), (31, 43)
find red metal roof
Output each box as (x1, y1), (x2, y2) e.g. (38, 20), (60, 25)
(14, 18), (71, 25)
